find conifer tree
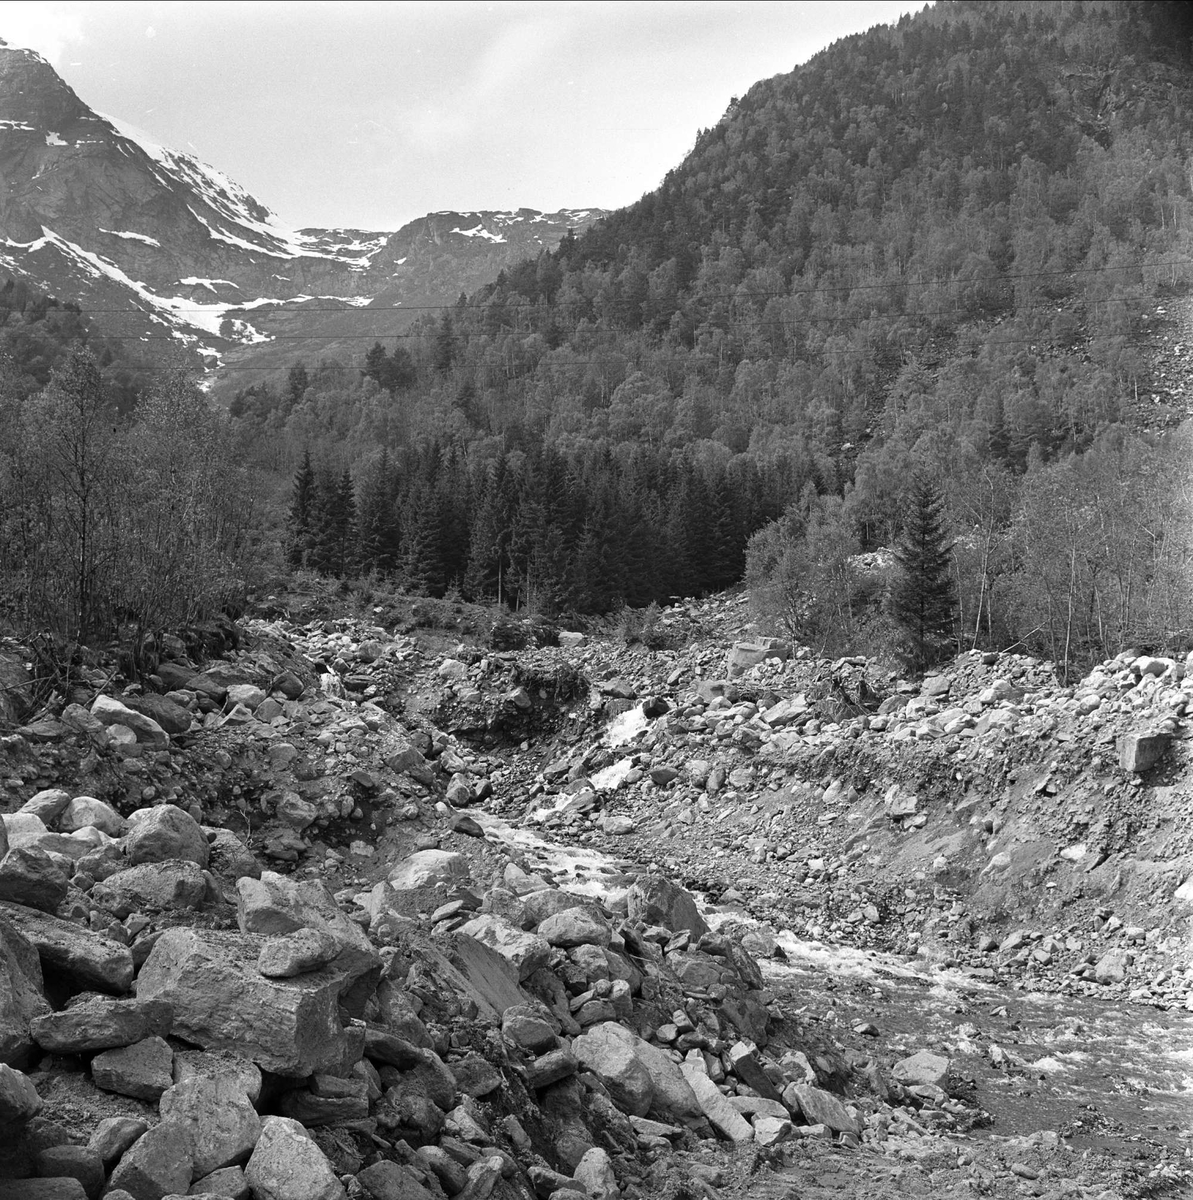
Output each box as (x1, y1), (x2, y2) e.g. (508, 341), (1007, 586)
(891, 471), (957, 673)
(355, 449), (400, 573)
(286, 449), (317, 568)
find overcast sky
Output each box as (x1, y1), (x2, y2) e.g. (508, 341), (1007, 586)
(4, 1), (920, 232)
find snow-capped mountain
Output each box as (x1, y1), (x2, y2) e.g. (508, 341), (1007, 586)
(0, 42), (603, 368)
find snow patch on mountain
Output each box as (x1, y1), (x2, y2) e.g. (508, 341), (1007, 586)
(100, 229), (162, 246)
(101, 111), (378, 266)
(453, 224), (507, 243)
(179, 277), (240, 291)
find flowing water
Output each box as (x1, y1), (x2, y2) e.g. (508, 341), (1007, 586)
(471, 811), (1193, 1160)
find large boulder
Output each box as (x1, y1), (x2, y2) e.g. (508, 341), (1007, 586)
(160, 1073), (262, 1178)
(91, 1035), (174, 1101)
(1118, 731), (1170, 773)
(0, 847), (69, 913)
(245, 1116), (346, 1200)
(122, 806), (209, 868)
(455, 915), (550, 982)
(537, 907), (611, 949)
(236, 873), (379, 999)
(0, 813), (48, 851)
(90, 695), (169, 747)
(0, 1061), (41, 1124)
(891, 1051), (950, 1090)
(105, 1118), (193, 1199)
(57, 797), (125, 837)
(30, 996), (170, 1055)
(388, 850), (470, 891)
(625, 876), (708, 940)
(119, 693), (193, 736)
(680, 1060), (753, 1141)
(0, 903), (133, 994)
(90, 860), (208, 918)
(17, 790), (71, 825)
(0, 916), (48, 1066)
(788, 1084), (861, 1134)
(572, 1022), (703, 1126)
(135, 928), (354, 1077)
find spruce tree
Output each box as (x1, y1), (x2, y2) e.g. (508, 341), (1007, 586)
(890, 471), (957, 674)
(286, 450), (317, 568)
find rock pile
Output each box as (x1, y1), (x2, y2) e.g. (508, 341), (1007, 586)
(1, 595), (1190, 1200)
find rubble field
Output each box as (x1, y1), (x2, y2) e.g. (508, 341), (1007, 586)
(0, 591), (1190, 1200)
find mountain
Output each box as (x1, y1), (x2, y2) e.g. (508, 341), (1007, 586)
(207, 0), (1193, 675)
(0, 41), (603, 371)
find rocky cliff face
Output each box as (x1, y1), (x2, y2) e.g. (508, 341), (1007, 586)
(0, 43), (603, 368)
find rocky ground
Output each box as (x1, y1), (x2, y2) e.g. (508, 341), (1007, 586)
(0, 590), (1190, 1200)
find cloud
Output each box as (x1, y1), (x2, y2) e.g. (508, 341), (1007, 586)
(1, 2), (86, 62)
(399, 13), (569, 151)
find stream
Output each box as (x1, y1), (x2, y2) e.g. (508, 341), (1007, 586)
(471, 809), (1193, 1162)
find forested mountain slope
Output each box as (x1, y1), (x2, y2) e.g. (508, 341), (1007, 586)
(231, 1), (1193, 676)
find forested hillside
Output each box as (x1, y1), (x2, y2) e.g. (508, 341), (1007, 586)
(5, 1), (1193, 678)
(221, 1), (1193, 675)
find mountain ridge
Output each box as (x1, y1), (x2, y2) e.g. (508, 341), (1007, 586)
(0, 42), (605, 369)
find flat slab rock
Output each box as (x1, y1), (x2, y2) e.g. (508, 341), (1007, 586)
(135, 927), (354, 1077)
(0, 902), (133, 994)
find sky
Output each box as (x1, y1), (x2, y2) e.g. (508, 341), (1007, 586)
(3, 1), (921, 232)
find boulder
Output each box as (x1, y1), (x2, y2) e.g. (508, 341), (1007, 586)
(106, 1118), (194, 1199)
(90, 695), (168, 747)
(188, 1165), (249, 1198)
(90, 860), (208, 919)
(1094, 948), (1130, 984)
(91, 1035), (174, 1101)
(18, 790), (72, 825)
(0, 903), (133, 994)
(206, 829), (261, 882)
(122, 806), (209, 868)
(456, 915), (550, 982)
(537, 908), (611, 949)
(1118, 731), (1170, 774)
(572, 1022), (702, 1126)
(57, 797), (125, 837)
(388, 850), (470, 891)
(727, 640), (788, 677)
(1, 812), (47, 850)
(356, 1160), (437, 1200)
(30, 996), (170, 1055)
(236, 873), (379, 994)
(0, 1180), (86, 1200)
(135, 928), (353, 1077)
(119, 694), (193, 736)
(86, 1117), (148, 1167)
(33, 1145), (104, 1198)
(0, 1061), (41, 1123)
(257, 929), (341, 978)
(0, 916), (48, 1066)
(679, 1061), (753, 1142)
(226, 684), (267, 711)
(625, 876), (708, 940)
(160, 1073), (262, 1178)
(891, 1051), (950, 1091)
(171, 1049), (263, 1106)
(788, 1084), (861, 1134)
(0, 847), (69, 913)
(244, 1116), (346, 1200)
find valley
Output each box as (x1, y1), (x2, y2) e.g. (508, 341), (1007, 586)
(0, 590), (1190, 1199)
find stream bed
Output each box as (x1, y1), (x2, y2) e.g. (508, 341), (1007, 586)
(471, 809), (1193, 1168)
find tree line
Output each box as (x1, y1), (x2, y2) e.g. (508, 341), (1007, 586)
(284, 438), (795, 615)
(0, 347), (258, 653)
